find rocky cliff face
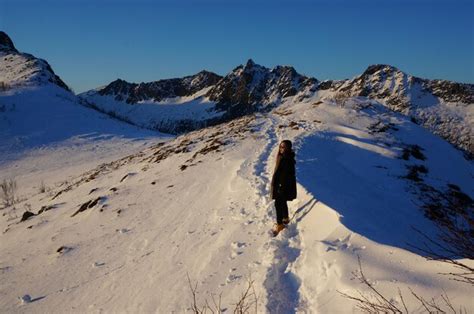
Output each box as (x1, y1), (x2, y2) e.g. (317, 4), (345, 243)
(0, 31), (70, 92)
(206, 59), (318, 117)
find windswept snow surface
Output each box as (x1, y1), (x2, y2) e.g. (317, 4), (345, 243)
(1, 94), (473, 313)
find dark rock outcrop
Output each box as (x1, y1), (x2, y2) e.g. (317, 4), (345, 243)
(20, 211), (35, 222)
(206, 59), (318, 118)
(0, 31), (17, 52)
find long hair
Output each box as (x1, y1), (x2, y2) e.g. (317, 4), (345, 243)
(274, 140), (294, 173)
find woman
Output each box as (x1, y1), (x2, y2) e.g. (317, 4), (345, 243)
(270, 140), (297, 235)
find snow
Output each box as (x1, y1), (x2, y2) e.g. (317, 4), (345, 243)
(0, 51), (59, 89)
(1, 88), (473, 313)
(80, 87), (224, 132)
(0, 79), (170, 204)
(341, 66), (473, 153)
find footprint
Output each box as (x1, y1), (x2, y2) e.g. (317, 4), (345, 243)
(92, 262), (105, 267)
(225, 274), (242, 284)
(231, 242), (247, 249)
(230, 251), (243, 259)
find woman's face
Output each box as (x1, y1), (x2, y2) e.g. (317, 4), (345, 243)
(279, 142), (289, 154)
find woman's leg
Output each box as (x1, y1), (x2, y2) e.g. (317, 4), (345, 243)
(281, 199), (289, 222)
(275, 197), (288, 224)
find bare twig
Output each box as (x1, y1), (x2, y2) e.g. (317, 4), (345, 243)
(187, 272), (258, 314)
(339, 255), (467, 313)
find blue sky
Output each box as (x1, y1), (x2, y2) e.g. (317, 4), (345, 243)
(1, 0), (473, 93)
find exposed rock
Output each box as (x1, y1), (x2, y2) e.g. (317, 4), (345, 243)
(20, 211), (35, 222)
(37, 204), (56, 214)
(0, 31), (17, 52)
(206, 59), (318, 118)
(19, 294), (31, 304)
(56, 246), (73, 254)
(71, 197), (104, 217)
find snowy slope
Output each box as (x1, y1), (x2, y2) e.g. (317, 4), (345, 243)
(0, 34), (69, 91)
(1, 93), (472, 312)
(80, 85), (224, 134)
(324, 64), (474, 155)
(0, 31), (169, 199)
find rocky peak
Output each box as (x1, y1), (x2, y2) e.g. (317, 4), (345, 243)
(245, 58), (256, 68)
(99, 79), (133, 97)
(0, 31), (17, 52)
(206, 60), (318, 117)
(362, 64), (402, 77)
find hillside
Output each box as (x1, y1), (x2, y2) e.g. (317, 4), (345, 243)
(1, 30), (472, 313)
(0, 31), (169, 197)
(1, 94), (472, 312)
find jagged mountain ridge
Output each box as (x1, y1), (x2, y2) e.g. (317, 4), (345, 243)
(206, 59), (318, 115)
(81, 59), (317, 134)
(0, 30), (471, 155)
(84, 61), (473, 155)
(98, 70), (222, 104)
(320, 64), (473, 154)
(1, 31), (473, 313)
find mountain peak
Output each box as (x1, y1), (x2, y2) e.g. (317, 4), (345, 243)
(245, 58), (256, 68)
(363, 64), (402, 76)
(0, 31), (18, 52)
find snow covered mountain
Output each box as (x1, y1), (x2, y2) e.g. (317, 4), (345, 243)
(80, 59), (317, 134)
(0, 31), (168, 193)
(82, 62), (473, 157)
(322, 64), (474, 155)
(1, 31), (473, 312)
(206, 59), (318, 115)
(0, 32), (70, 92)
(97, 70), (222, 104)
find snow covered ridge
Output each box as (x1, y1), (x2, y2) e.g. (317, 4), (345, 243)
(1, 96), (473, 312)
(1, 30), (472, 155)
(0, 31), (164, 164)
(83, 60), (472, 155)
(96, 70), (222, 104)
(322, 64), (474, 155)
(80, 58), (318, 135)
(0, 32), (70, 92)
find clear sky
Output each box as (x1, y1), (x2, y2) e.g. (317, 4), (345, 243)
(1, 0), (473, 93)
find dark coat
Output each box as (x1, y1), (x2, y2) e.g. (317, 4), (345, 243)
(271, 152), (297, 200)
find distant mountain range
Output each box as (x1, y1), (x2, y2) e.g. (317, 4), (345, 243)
(1, 31), (472, 156)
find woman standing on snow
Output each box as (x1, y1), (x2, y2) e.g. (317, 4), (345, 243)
(271, 140), (297, 235)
